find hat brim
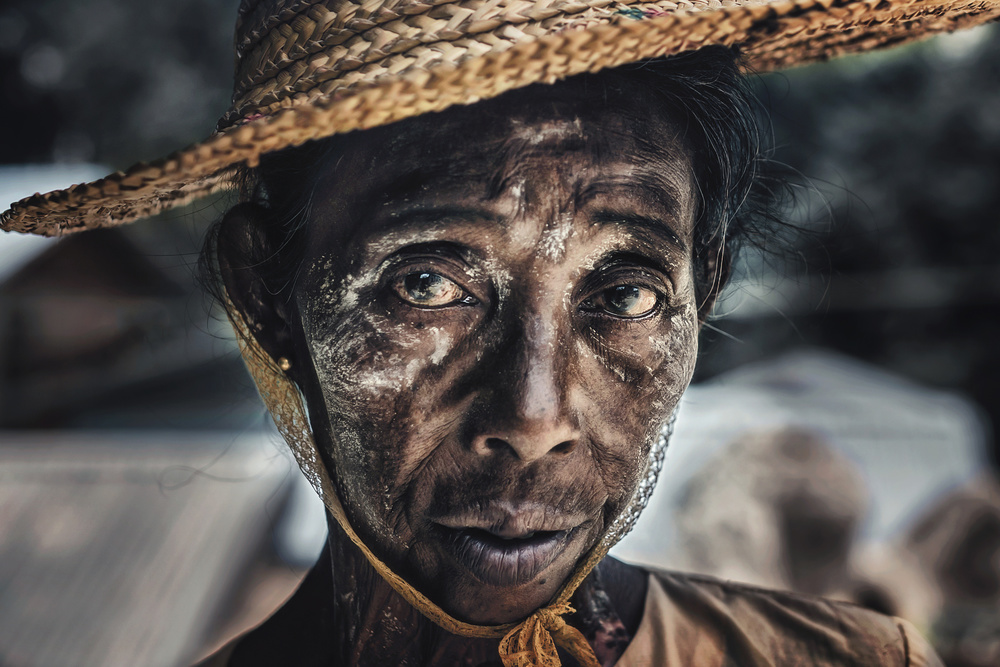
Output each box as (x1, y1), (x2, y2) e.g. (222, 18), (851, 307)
(4, 0), (998, 236)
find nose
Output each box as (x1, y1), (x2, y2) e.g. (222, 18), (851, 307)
(469, 315), (582, 463)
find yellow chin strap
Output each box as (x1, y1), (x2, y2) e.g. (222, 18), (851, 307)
(228, 305), (603, 667)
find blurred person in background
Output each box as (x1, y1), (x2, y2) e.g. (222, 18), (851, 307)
(674, 426), (870, 600)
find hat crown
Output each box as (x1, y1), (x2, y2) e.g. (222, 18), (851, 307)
(219, 0), (1000, 132)
(220, 0), (670, 129)
(235, 0), (327, 59)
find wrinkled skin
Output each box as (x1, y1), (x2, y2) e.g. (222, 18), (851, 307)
(221, 79), (720, 636)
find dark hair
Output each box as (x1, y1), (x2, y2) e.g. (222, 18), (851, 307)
(203, 45), (789, 310)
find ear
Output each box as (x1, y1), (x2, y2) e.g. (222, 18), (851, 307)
(696, 242), (731, 323)
(216, 202), (297, 368)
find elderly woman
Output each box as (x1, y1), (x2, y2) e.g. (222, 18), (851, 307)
(4, 0), (998, 665)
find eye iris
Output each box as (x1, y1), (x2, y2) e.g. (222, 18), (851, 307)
(405, 272), (444, 302)
(606, 285), (642, 314)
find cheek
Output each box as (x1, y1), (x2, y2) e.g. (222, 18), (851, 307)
(298, 281), (470, 538)
(647, 303), (700, 411)
(575, 304), (698, 504)
(302, 269), (457, 420)
(304, 308), (413, 536)
(578, 303), (699, 408)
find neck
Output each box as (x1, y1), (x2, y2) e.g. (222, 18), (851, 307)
(325, 520), (504, 665)
(257, 519), (646, 666)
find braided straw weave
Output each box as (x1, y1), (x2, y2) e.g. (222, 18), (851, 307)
(3, 0), (999, 236)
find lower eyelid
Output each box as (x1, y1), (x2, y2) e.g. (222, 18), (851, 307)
(578, 305), (659, 322)
(581, 284), (661, 309)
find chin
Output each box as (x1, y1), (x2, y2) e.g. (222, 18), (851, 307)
(443, 573), (567, 625)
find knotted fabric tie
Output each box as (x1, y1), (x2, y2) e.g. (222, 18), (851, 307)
(499, 602), (601, 667)
(226, 300), (605, 667)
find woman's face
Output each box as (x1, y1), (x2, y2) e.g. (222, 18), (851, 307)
(288, 83), (704, 624)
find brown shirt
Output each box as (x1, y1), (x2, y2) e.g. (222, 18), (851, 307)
(200, 569), (942, 666)
(618, 570), (942, 666)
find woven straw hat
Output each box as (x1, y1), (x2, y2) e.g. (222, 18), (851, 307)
(3, 0), (999, 236)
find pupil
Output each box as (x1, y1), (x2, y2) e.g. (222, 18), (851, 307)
(608, 285), (640, 312)
(406, 272), (442, 300)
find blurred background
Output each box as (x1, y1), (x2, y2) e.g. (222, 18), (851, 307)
(1, 1), (998, 665)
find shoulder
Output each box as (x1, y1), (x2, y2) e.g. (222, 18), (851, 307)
(641, 569), (942, 667)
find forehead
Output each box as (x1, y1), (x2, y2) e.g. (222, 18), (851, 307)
(305, 75), (695, 248)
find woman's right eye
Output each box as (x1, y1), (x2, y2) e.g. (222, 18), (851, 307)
(392, 271), (476, 308)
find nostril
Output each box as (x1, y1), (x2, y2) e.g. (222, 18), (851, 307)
(484, 437), (509, 452)
(551, 440), (576, 455)
(473, 436), (578, 460)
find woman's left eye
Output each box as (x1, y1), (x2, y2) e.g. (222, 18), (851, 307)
(392, 271), (475, 308)
(582, 284), (659, 318)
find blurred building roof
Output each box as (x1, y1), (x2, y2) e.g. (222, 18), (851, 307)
(0, 430), (295, 667)
(0, 165), (262, 430)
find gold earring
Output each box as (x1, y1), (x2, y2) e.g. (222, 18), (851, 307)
(277, 357), (292, 372)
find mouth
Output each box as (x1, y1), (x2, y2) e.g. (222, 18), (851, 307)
(436, 525), (575, 587)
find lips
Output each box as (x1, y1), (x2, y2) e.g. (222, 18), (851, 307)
(437, 524), (574, 586)
(429, 503), (585, 586)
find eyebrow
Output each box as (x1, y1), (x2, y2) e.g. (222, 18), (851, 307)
(575, 177), (690, 251)
(589, 208), (688, 254)
(344, 202), (498, 253)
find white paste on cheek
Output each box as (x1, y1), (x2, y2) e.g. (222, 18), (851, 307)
(303, 265), (411, 401)
(312, 261), (380, 317)
(575, 337), (629, 382)
(299, 267), (437, 548)
(319, 330), (426, 401)
(650, 302), (699, 403)
(427, 326), (453, 364)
